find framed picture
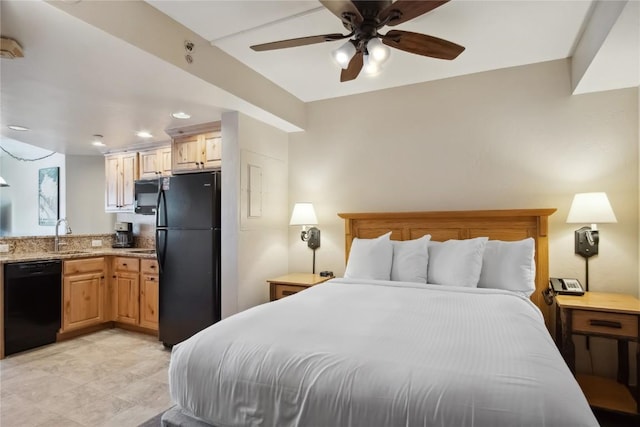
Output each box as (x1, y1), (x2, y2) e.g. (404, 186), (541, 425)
(38, 167), (59, 226)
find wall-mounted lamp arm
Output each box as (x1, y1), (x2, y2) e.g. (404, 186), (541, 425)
(574, 226), (599, 259)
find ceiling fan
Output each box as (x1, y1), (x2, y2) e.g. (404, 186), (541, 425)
(250, 0), (465, 82)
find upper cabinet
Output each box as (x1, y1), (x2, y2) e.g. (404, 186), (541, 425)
(139, 145), (172, 179)
(105, 152), (138, 212)
(167, 121), (221, 174)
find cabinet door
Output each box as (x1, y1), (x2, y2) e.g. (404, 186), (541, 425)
(139, 274), (159, 330)
(105, 152), (138, 212)
(62, 272), (104, 332)
(114, 271), (139, 325)
(172, 134), (202, 172)
(105, 155), (121, 211)
(159, 147), (173, 176)
(139, 150), (160, 179)
(202, 132), (221, 169)
(120, 152), (138, 211)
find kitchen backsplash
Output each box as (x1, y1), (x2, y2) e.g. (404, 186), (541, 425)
(116, 212), (156, 237)
(0, 233), (154, 254)
(0, 211), (157, 255)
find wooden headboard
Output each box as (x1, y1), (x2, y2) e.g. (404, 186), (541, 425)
(338, 209), (557, 329)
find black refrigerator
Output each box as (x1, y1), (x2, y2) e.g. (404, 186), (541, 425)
(156, 172), (221, 346)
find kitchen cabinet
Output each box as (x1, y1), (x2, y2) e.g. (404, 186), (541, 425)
(105, 152), (138, 212)
(139, 259), (159, 330)
(138, 145), (172, 179)
(169, 121), (221, 173)
(112, 257), (140, 325)
(62, 257), (106, 332)
(112, 257), (159, 332)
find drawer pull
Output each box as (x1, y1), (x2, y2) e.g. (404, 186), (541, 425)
(589, 319), (622, 329)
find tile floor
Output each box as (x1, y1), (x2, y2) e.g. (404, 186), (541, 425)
(0, 328), (173, 427)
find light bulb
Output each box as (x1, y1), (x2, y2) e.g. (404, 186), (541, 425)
(367, 38), (390, 64)
(363, 55), (381, 75)
(332, 41), (356, 69)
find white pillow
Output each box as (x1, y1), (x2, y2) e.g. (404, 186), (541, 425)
(391, 235), (431, 283)
(477, 238), (536, 295)
(427, 237), (488, 287)
(344, 232), (393, 280)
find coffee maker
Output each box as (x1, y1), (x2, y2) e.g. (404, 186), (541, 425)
(112, 222), (134, 248)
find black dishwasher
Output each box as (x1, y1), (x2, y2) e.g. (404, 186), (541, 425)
(4, 260), (62, 356)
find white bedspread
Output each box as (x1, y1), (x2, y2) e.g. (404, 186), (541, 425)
(169, 278), (597, 427)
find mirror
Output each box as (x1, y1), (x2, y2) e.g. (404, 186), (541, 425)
(0, 138), (115, 237)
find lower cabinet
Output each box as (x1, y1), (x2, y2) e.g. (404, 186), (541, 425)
(112, 257), (159, 332)
(62, 257), (106, 332)
(139, 259), (159, 330)
(59, 256), (158, 335)
(113, 257), (140, 325)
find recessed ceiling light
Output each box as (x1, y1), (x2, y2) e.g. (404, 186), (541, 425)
(172, 112), (191, 119)
(8, 125), (29, 131)
(136, 131), (153, 138)
(92, 134), (105, 146)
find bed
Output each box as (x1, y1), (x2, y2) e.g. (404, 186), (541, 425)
(163, 209), (598, 427)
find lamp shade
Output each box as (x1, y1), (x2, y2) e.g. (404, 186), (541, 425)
(332, 41), (356, 69)
(367, 38), (390, 64)
(289, 203), (318, 226)
(0, 176), (8, 187)
(566, 192), (617, 224)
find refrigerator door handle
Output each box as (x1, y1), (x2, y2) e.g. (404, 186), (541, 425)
(156, 178), (167, 229)
(156, 178), (167, 273)
(156, 228), (167, 273)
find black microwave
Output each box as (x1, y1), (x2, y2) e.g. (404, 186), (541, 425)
(134, 179), (159, 215)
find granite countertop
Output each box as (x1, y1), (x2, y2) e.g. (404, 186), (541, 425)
(0, 247), (157, 263)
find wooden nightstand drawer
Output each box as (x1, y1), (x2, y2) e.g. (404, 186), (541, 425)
(273, 284), (305, 300)
(572, 310), (638, 339)
(268, 273), (332, 301)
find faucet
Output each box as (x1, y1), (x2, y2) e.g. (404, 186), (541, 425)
(54, 218), (72, 252)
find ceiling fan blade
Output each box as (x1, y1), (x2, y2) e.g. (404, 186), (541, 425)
(340, 51), (364, 82)
(251, 33), (349, 51)
(382, 30), (464, 60)
(320, 0), (363, 26)
(379, 0), (450, 26)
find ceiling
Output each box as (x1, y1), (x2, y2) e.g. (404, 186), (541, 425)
(0, 0), (638, 158)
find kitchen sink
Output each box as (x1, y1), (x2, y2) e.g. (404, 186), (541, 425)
(127, 249), (156, 254)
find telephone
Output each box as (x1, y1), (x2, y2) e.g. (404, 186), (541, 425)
(549, 278), (585, 296)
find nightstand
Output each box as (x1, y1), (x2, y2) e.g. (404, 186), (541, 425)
(556, 292), (640, 415)
(268, 273), (332, 301)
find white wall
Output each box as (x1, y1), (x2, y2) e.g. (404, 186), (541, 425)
(66, 155), (114, 234)
(221, 112), (289, 317)
(0, 151), (66, 236)
(288, 59), (639, 381)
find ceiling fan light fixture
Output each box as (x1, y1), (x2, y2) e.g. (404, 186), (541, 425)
(367, 38), (390, 64)
(363, 54), (382, 75)
(332, 40), (356, 69)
